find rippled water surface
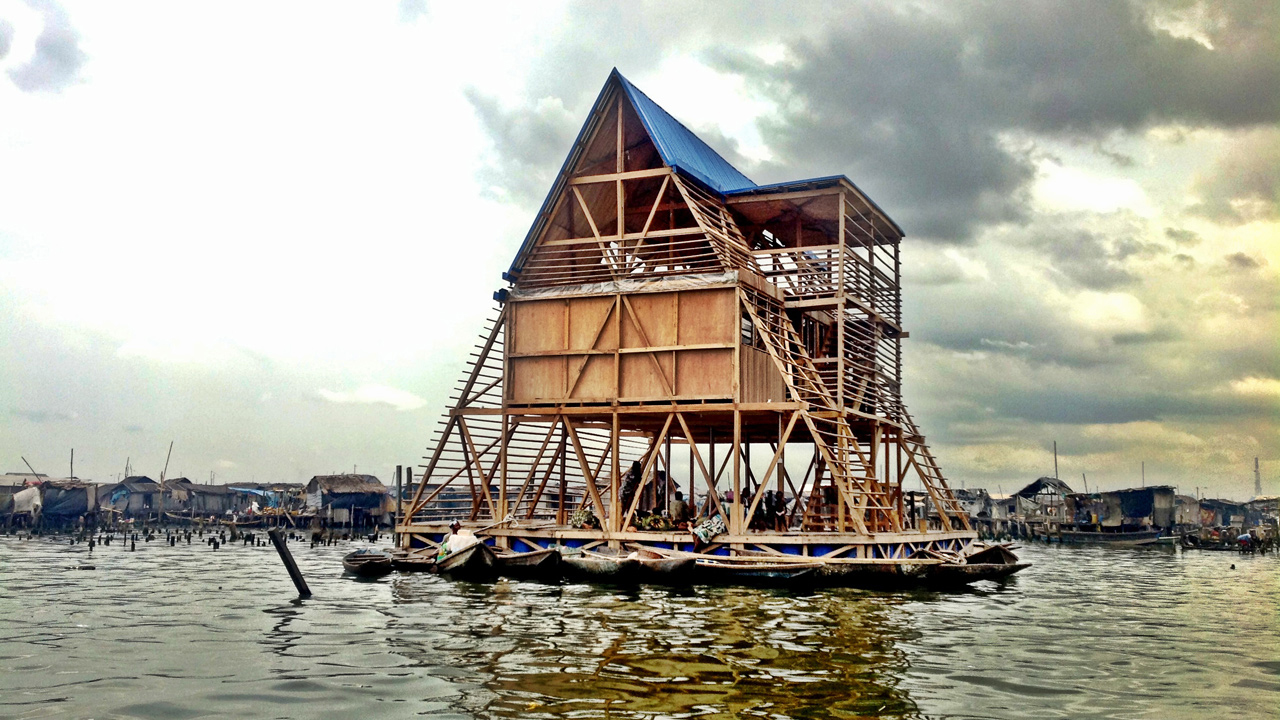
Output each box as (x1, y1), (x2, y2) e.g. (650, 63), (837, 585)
(1, 535), (1277, 719)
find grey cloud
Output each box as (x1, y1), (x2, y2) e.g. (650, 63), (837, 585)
(0, 20), (14, 60)
(6, 1), (86, 93)
(465, 88), (578, 206)
(1113, 328), (1181, 345)
(1027, 214), (1153, 290)
(712, 0), (1280, 241)
(1191, 128), (1280, 223)
(1172, 253), (1195, 266)
(1165, 228), (1201, 246)
(1225, 252), (1265, 270)
(123, 424), (144, 434)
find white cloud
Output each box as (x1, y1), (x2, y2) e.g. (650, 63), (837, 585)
(1230, 376), (1280, 398)
(1033, 161), (1154, 216)
(1068, 290), (1151, 334)
(644, 55), (775, 163)
(317, 385), (427, 412)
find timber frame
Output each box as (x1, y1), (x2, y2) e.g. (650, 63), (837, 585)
(398, 70), (974, 565)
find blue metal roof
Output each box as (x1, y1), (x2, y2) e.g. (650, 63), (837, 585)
(615, 71), (756, 194)
(723, 175), (847, 196)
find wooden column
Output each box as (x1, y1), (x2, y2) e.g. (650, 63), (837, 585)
(557, 425), (567, 524)
(708, 427), (716, 517)
(777, 414), (786, 495)
(664, 431), (673, 515)
(732, 410), (742, 534)
(610, 410), (621, 539)
(687, 433), (695, 513)
(499, 413), (509, 519)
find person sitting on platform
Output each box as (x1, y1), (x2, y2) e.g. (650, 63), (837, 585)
(669, 491), (690, 526)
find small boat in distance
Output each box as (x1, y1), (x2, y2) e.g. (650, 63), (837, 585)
(1058, 528), (1162, 547)
(342, 549), (393, 578)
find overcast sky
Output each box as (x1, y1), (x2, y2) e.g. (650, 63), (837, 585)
(1, 1), (1276, 498)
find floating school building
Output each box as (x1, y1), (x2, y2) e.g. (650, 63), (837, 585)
(398, 70), (981, 571)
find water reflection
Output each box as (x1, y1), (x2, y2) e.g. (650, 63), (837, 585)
(385, 576), (922, 718)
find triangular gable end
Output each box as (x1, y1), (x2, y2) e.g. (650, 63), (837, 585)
(509, 70), (758, 289)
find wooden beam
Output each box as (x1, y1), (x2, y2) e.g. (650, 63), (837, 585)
(568, 167), (670, 185)
(564, 419), (608, 524)
(674, 412), (725, 518)
(457, 417), (498, 518)
(743, 411), (799, 526)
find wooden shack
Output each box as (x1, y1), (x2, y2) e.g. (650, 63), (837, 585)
(305, 474), (388, 526)
(398, 70), (976, 566)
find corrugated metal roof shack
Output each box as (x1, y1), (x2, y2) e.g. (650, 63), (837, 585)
(305, 474), (389, 528)
(163, 479), (233, 516)
(100, 477), (160, 518)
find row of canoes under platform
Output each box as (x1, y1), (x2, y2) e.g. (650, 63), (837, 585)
(343, 542), (1029, 589)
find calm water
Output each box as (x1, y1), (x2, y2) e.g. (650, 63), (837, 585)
(1, 534), (1277, 719)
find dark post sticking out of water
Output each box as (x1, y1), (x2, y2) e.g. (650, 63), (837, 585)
(268, 529), (311, 598)
(395, 465), (403, 548)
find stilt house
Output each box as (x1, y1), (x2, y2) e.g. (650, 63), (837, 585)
(399, 70), (974, 562)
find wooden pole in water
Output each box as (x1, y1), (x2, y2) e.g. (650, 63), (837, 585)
(395, 465), (403, 548)
(268, 529), (311, 598)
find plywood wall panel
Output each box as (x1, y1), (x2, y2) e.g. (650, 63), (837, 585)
(740, 347), (786, 403)
(568, 297), (617, 351)
(675, 348), (733, 397)
(570, 355), (615, 400)
(512, 300), (566, 353)
(621, 292), (677, 348)
(619, 352), (674, 399)
(510, 356), (567, 402)
(677, 289), (735, 345)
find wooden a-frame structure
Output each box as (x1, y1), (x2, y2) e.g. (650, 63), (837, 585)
(398, 70), (975, 566)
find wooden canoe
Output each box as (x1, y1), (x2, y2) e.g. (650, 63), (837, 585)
(589, 547), (694, 582)
(435, 541), (497, 579)
(494, 547), (561, 578)
(561, 551), (640, 580)
(923, 561), (1031, 586)
(342, 550), (393, 578)
(693, 559), (822, 586)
